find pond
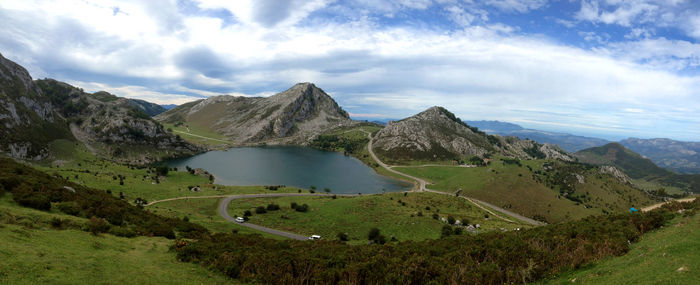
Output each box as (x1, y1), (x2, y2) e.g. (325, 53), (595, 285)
(167, 146), (411, 194)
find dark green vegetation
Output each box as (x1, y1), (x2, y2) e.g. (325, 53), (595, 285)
(396, 158), (655, 223)
(177, 200), (697, 284)
(577, 143), (700, 194)
(0, 157), (208, 239)
(543, 201), (700, 284)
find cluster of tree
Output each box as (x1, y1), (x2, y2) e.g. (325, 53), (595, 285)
(174, 202), (695, 284)
(290, 202), (309, 212)
(0, 158), (208, 239)
(310, 133), (368, 154)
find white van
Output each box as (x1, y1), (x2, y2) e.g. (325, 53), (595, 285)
(235, 217), (245, 223)
(308, 235), (321, 240)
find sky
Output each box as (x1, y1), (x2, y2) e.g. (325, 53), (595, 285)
(0, 0), (699, 141)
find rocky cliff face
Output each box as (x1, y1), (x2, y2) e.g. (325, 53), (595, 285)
(155, 83), (352, 144)
(373, 106), (573, 162)
(0, 53), (73, 160)
(0, 53), (199, 164)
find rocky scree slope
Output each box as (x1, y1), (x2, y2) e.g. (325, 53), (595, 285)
(0, 53), (199, 164)
(155, 83), (353, 144)
(373, 106), (573, 162)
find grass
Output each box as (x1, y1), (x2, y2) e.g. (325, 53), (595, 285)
(542, 212), (700, 284)
(225, 191), (529, 244)
(393, 158), (655, 223)
(147, 198), (286, 240)
(632, 178), (685, 195)
(162, 122), (232, 148)
(0, 195), (231, 284)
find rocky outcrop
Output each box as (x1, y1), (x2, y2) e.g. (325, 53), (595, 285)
(155, 83), (353, 144)
(599, 165), (632, 184)
(373, 106), (574, 162)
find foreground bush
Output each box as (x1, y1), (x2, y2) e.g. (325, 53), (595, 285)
(0, 158), (208, 239)
(175, 206), (685, 284)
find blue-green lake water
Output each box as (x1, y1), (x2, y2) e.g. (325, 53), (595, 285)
(167, 146), (411, 194)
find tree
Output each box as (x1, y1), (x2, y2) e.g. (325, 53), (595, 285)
(255, 206), (267, 214)
(441, 225), (453, 237)
(337, 232), (349, 241)
(447, 216), (456, 225)
(324, 187), (331, 193)
(243, 210), (252, 217)
(155, 165), (169, 176)
(368, 228), (380, 241)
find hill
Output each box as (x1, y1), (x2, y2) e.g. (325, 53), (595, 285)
(128, 98), (168, 116)
(465, 120), (610, 152)
(372, 106), (573, 163)
(155, 82), (353, 145)
(621, 137), (700, 174)
(0, 54), (200, 164)
(576, 143), (670, 180)
(577, 143), (700, 194)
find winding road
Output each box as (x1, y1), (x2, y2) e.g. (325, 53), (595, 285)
(641, 197), (697, 212)
(363, 130), (544, 226)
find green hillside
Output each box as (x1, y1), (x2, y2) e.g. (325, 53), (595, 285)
(576, 142), (670, 179)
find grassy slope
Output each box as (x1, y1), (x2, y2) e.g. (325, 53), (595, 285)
(0, 196), (231, 284)
(395, 159), (654, 223)
(543, 213), (700, 284)
(162, 122), (232, 148)
(226, 191), (530, 244)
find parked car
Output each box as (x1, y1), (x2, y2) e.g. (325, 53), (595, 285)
(308, 235), (321, 240)
(235, 217), (245, 223)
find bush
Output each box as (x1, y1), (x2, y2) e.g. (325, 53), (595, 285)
(432, 213), (439, 220)
(111, 226), (137, 238)
(290, 202), (298, 209)
(255, 206), (267, 214)
(294, 204), (309, 213)
(266, 204), (280, 211)
(50, 217), (64, 229)
(447, 216), (456, 225)
(244, 210), (252, 217)
(441, 225), (453, 237)
(337, 232), (349, 241)
(87, 217), (110, 235)
(155, 165), (169, 176)
(368, 228), (380, 241)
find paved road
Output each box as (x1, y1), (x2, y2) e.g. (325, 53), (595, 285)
(641, 197), (697, 212)
(365, 130), (544, 226)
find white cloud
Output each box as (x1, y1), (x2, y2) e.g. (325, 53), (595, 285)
(0, 0), (699, 140)
(485, 0), (548, 13)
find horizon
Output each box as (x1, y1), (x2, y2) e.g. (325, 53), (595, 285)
(1, 1), (698, 141)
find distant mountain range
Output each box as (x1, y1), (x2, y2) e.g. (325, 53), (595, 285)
(466, 120), (700, 174)
(464, 120), (610, 153)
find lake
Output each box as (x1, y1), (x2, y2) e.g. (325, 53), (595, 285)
(167, 146), (411, 194)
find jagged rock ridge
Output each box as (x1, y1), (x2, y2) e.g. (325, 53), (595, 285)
(373, 106), (573, 162)
(155, 83), (353, 144)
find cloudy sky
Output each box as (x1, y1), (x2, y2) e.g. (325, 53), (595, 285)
(1, 0), (699, 141)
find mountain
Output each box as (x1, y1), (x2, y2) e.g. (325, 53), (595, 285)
(620, 138), (700, 174)
(575, 143), (671, 180)
(0, 54), (75, 160)
(576, 143), (700, 193)
(129, 98), (168, 116)
(160, 104), (178, 110)
(465, 120), (610, 152)
(372, 106), (573, 162)
(155, 82), (353, 144)
(0, 53), (200, 164)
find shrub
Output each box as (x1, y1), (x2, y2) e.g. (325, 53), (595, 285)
(255, 206), (267, 214)
(432, 213), (439, 220)
(295, 204), (309, 213)
(155, 165), (169, 176)
(50, 217), (64, 228)
(111, 226), (137, 238)
(441, 225), (453, 237)
(266, 204), (280, 211)
(337, 232), (349, 241)
(87, 216), (110, 235)
(290, 202), (298, 209)
(244, 210), (252, 217)
(368, 228), (380, 241)
(447, 216), (456, 225)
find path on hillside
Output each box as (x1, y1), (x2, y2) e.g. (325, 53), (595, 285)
(148, 193), (357, 240)
(172, 129), (231, 144)
(363, 130), (543, 226)
(641, 197), (697, 212)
